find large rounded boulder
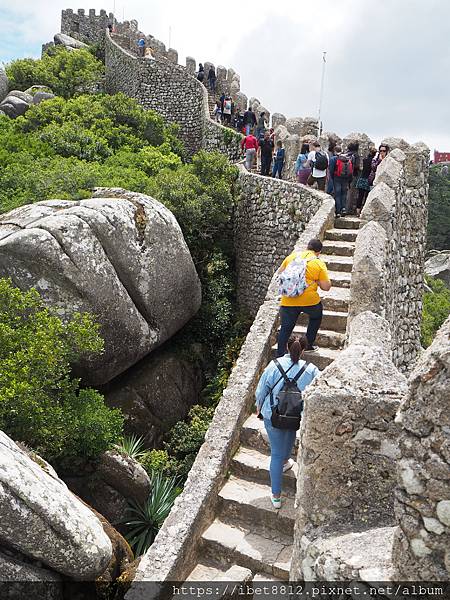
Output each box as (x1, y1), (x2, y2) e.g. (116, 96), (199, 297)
(0, 189), (202, 385)
(0, 66), (9, 102)
(0, 430), (112, 579)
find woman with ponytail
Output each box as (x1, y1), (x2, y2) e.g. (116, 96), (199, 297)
(255, 334), (320, 509)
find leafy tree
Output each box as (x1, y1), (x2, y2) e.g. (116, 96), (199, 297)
(421, 275), (450, 347)
(6, 46), (104, 99)
(0, 278), (123, 462)
(427, 165), (450, 251)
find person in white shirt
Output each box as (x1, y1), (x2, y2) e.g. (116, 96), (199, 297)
(306, 141), (328, 191)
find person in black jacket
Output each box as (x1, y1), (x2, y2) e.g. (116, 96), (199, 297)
(243, 107), (257, 136)
(259, 131), (275, 176)
(356, 146), (377, 215)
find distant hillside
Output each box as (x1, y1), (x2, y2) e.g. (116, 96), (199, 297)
(428, 164), (450, 250)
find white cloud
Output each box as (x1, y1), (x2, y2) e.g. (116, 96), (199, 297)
(0, 0), (448, 151)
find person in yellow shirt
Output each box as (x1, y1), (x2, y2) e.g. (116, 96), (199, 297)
(277, 238), (331, 356)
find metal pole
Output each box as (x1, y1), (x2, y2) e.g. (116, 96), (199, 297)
(318, 51), (327, 135)
(169, 26), (172, 49)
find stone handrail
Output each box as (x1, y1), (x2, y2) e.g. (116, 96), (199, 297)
(125, 196), (335, 598)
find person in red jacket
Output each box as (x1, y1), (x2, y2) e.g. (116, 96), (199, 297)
(242, 133), (259, 171)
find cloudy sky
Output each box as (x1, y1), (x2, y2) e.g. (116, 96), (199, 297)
(1, 0), (449, 153)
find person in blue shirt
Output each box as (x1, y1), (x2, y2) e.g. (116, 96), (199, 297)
(137, 36), (146, 57)
(272, 140), (285, 179)
(255, 334), (320, 509)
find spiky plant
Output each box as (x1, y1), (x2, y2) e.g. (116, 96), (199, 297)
(123, 471), (181, 556)
(114, 434), (146, 461)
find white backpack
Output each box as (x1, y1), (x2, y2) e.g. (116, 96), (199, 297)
(278, 254), (313, 297)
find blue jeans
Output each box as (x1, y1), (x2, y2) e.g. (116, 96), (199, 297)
(272, 161), (283, 178)
(333, 177), (349, 215)
(277, 303), (323, 356)
(264, 418), (296, 495)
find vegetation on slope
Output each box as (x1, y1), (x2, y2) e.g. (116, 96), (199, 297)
(1, 49), (248, 483)
(421, 275), (450, 348)
(0, 279), (123, 463)
(427, 164), (450, 251)
(6, 45), (104, 99)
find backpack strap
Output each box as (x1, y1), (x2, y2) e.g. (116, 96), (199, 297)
(265, 360), (295, 409)
(273, 359), (292, 383)
(292, 362), (309, 383)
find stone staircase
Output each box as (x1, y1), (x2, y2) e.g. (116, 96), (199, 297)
(181, 216), (360, 584)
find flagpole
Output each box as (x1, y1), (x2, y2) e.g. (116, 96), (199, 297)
(318, 51), (327, 135)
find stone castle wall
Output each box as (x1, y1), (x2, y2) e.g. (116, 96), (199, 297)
(105, 31), (242, 159)
(290, 311), (407, 580)
(61, 8), (114, 44)
(393, 316), (450, 580)
(349, 141), (429, 372)
(234, 168), (329, 317)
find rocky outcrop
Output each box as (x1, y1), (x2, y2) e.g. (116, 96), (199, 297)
(0, 66), (8, 102)
(54, 32), (88, 49)
(104, 346), (203, 447)
(425, 251), (450, 287)
(0, 189), (202, 385)
(0, 87), (55, 118)
(0, 430), (112, 579)
(0, 94), (30, 118)
(65, 449), (151, 527)
(393, 316), (450, 580)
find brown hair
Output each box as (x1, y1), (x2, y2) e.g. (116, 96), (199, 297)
(287, 334), (308, 363)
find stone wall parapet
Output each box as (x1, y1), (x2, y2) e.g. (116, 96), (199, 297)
(349, 143), (429, 373)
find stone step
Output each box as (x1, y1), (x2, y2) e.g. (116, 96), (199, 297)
(298, 309), (348, 332)
(230, 447), (297, 493)
(328, 270), (352, 288)
(271, 344), (339, 370)
(292, 325), (345, 349)
(302, 526), (396, 581)
(334, 216), (361, 230)
(202, 519), (292, 580)
(185, 561), (229, 581)
(241, 414), (300, 456)
(322, 254), (354, 273)
(321, 240), (356, 257)
(324, 228), (359, 243)
(320, 286), (350, 312)
(218, 475), (296, 537)
(302, 346), (340, 370)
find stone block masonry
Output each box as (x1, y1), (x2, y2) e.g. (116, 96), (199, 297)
(350, 144), (429, 373)
(234, 168), (329, 317)
(393, 316), (450, 580)
(290, 311), (408, 580)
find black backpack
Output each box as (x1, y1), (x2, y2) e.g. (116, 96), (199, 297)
(269, 360), (308, 430)
(314, 150), (329, 171)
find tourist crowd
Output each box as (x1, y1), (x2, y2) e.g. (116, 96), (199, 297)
(198, 63), (391, 215)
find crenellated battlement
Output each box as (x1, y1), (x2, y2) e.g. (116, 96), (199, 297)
(61, 7), (115, 44)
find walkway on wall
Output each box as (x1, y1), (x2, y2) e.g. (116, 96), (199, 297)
(180, 215), (360, 585)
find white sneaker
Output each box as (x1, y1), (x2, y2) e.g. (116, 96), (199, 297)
(283, 458), (295, 473)
(271, 496), (282, 509)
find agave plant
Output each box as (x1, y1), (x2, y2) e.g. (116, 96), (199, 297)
(123, 471), (181, 556)
(114, 434), (147, 461)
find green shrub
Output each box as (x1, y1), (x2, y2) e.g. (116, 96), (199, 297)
(139, 449), (172, 476)
(6, 46), (104, 99)
(427, 166), (450, 251)
(421, 275), (450, 347)
(114, 434), (147, 461)
(123, 471), (181, 556)
(0, 278), (123, 462)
